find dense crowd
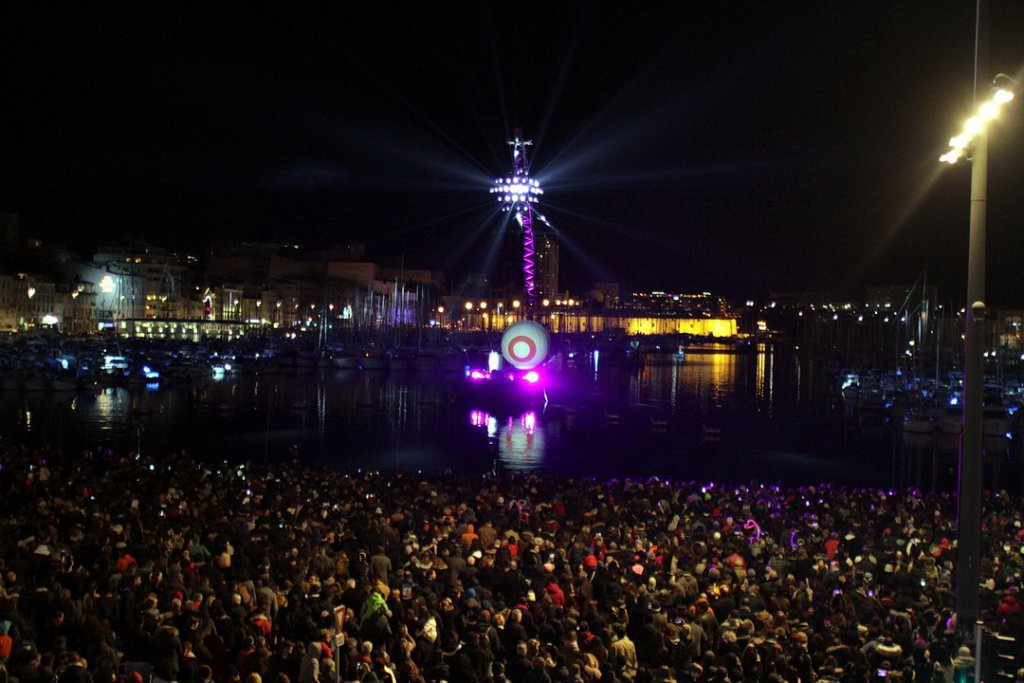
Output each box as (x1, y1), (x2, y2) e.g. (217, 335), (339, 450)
(1, 443), (1023, 683)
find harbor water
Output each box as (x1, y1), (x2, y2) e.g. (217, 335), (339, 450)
(1, 344), (1019, 491)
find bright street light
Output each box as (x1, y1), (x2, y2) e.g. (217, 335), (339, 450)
(940, 70), (1018, 631)
(940, 81), (1015, 164)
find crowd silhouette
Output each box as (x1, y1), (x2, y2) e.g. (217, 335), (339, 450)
(1, 443), (1023, 682)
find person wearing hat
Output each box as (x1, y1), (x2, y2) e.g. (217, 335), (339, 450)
(0, 620), (12, 663)
(58, 651), (91, 683)
(359, 583), (393, 643)
(543, 577), (565, 607)
(949, 645), (974, 681)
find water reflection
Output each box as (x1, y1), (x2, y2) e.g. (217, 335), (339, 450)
(2, 348), (805, 464)
(0, 347), (903, 486)
(469, 409), (545, 471)
(625, 346), (792, 417)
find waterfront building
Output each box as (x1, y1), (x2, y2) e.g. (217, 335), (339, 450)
(443, 289), (738, 338)
(533, 230), (559, 300)
(92, 241), (196, 321)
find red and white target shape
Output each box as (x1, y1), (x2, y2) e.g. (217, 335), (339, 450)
(501, 320), (550, 369)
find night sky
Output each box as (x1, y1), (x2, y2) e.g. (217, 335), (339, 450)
(4, 3), (1024, 302)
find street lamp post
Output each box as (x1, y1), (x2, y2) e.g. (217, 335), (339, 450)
(940, 76), (1015, 630)
(957, 129), (986, 631)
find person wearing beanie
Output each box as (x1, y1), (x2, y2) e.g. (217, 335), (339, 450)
(0, 620), (12, 663)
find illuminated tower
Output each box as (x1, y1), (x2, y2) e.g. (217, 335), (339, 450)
(491, 130), (543, 311)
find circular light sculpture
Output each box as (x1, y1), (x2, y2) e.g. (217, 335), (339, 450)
(501, 320), (550, 369)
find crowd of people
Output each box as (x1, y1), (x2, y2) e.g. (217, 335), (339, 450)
(1, 443), (1023, 683)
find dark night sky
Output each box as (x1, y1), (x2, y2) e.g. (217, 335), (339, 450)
(3, 3), (1024, 302)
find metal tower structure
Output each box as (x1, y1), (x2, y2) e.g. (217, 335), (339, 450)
(491, 129), (543, 311)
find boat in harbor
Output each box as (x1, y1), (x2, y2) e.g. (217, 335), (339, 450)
(360, 347), (389, 371)
(936, 403), (1013, 439)
(331, 352), (360, 370)
(903, 412), (937, 434)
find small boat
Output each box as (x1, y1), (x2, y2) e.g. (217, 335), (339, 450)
(938, 406), (1011, 438)
(903, 414), (936, 434)
(332, 353), (360, 370)
(360, 352), (388, 371)
(102, 355), (130, 376)
(983, 407), (1011, 439)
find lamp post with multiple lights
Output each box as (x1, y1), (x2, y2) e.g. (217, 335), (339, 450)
(939, 75), (1015, 629)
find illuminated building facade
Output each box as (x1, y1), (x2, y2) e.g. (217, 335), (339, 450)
(444, 292), (738, 337)
(92, 242), (195, 320)
(534, 230), (559, 301)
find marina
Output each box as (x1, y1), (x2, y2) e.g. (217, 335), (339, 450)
(3, 336), (1020, 493)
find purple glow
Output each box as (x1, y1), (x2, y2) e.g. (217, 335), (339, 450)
(469, 369), (491, 381)
(509, 498), (529, 515)
(523, 370), (540, 383)
(744, 518), (762, 543)
(521, 209), (536, 302)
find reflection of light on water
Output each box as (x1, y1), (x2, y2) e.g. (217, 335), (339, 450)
(317, 379), (327, 439)
(22, 409), (32, 431)
(637, 351), (737, 410)
(468, 409), (545, 470)
(755, 345), (773, 411)
(500, 411), (544, 470)
(706, 353), (735, 407)
(756, 348), (766, 401)
(469, 410), (499, 438)
(96, 389), (116, 420)
(94, 387), (130, 430)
